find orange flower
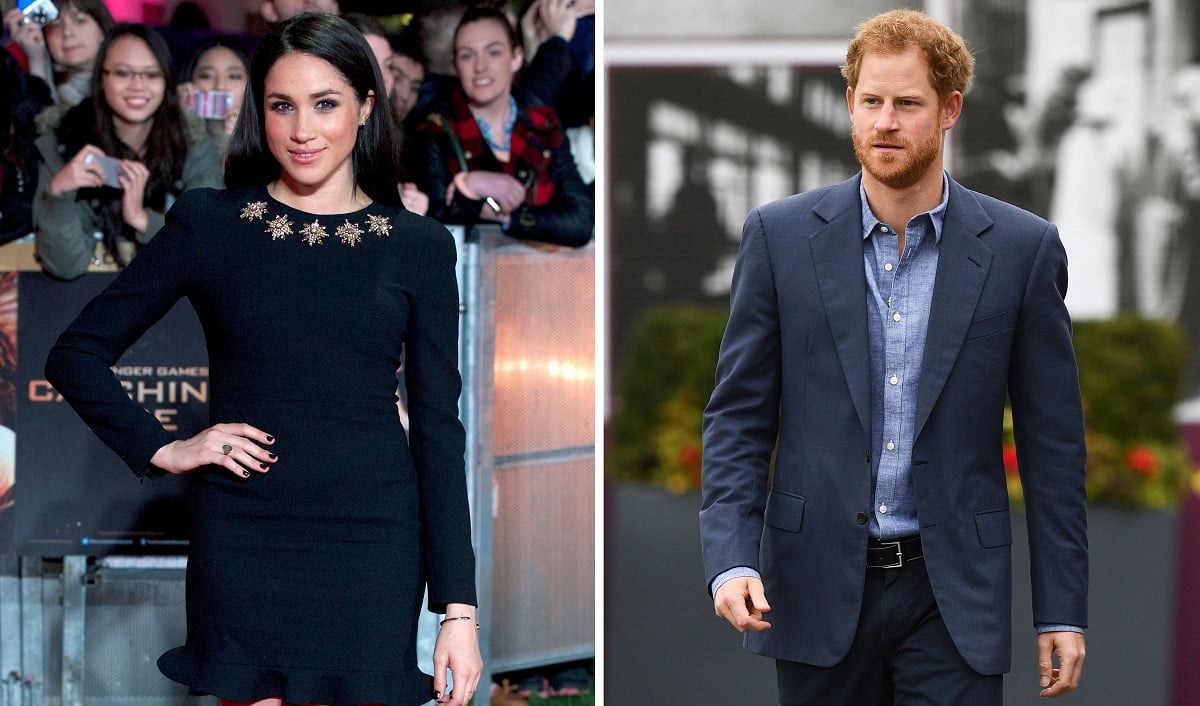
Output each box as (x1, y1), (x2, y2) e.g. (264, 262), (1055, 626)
(679, 443), (702, 488)
(679, 443), (701, 471)
(1125, 446), (1159, 477)
(1002, 443), (1019, 475)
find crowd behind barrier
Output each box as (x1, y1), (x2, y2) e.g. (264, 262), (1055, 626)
(0, 0), (596, 280)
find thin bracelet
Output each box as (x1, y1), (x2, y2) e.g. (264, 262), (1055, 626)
(440, 615), (480, 630)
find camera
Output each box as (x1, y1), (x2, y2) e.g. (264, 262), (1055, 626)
(17, 0), (58, 25)
(191, 91), (233, 120)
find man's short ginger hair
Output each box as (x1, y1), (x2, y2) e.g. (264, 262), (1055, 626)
(841, 9), (974, 101)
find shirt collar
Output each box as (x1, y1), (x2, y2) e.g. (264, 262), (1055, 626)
(859, 172), (951, 243)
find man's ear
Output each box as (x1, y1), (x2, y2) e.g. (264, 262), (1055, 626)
(260, 1), (279, 23)
(941, 90), (963, 130)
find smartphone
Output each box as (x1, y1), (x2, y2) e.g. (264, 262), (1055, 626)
(17, 0), (58, 25)
(84, 153), (122, 190)
(191, 90), (233, 120)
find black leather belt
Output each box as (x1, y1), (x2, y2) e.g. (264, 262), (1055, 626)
(867, 535), (923, 569)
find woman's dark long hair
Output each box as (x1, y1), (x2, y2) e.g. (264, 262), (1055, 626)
(181, 35), (250, 84)
(225, 12), (403, 206)
(87, 24), (188, 263)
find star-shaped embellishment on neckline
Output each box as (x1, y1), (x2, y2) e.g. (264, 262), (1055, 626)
(366, 214), (392, 237)
(240, 200), (268, 221)
(265, 214), (293, 240)
(337, 219), (364, 247)
(301, 220), (329, 246)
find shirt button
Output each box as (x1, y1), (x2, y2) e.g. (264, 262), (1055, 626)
(880, 226), (890, 233)
(879, 504), (888, 514)
(856, 512), (868, 524)
(887, 440), (896, 451)
(889, 374), (899, 385)
(884, 262), (893, 272)
(893, 312), (901, 322)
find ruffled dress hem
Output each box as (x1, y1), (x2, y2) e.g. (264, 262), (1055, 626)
(158, 646), (435, 706)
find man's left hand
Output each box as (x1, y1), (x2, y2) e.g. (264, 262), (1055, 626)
(1037, 631), (1086, 698)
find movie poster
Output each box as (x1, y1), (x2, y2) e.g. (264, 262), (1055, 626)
(5, 272), (209, 555)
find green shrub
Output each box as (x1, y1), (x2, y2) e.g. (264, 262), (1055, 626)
(611, 306), (1198, 507)
(608, 306), (726, 491)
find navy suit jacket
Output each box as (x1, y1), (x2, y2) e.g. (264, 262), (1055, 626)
(699, 174), (1088, 675)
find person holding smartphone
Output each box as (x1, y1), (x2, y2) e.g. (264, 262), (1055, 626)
(33, 23), (222, 279)
(3, 0), (112, 109)
(178, 36), (249, 155)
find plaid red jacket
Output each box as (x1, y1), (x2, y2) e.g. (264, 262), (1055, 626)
(409, 86), (593, 247)
(420, 88), (564, 207)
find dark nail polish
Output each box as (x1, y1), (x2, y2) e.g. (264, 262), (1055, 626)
(259, 463), (268, 470)
(266, 435), (275, 442)
(268, 452), (277, 459)
(242, 470), (250, 478)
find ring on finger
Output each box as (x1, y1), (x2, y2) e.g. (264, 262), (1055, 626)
(221, 443), (233, 456)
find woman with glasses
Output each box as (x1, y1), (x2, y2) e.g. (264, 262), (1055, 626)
(32, 23), (222, 280)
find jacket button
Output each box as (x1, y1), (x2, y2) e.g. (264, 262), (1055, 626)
(856, 512), (868, 524)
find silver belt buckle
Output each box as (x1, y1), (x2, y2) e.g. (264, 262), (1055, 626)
(878, 540), (903, 568)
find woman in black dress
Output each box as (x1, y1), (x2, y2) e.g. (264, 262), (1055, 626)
(44, 13), (481, 706)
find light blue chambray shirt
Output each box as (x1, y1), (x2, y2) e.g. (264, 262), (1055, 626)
(861, 176), (946, 541)
(711, 173), (1080, 635)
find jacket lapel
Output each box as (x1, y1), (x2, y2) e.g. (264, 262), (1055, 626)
(810, 178), (872, 436)
(913, 180), (994, 439)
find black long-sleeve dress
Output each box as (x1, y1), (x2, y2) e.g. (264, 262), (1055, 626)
(44, 185), (477, 706)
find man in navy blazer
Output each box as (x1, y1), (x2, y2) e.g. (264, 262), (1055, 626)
(700, 9), (1088, 705)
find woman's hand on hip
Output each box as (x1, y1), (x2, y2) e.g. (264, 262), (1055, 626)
(150, 423), (276, 479)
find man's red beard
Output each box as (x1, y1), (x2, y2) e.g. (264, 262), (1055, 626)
(851, 125), (943, 189)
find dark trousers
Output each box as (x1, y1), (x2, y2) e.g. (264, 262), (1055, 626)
(776, 557), (1002, 706)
